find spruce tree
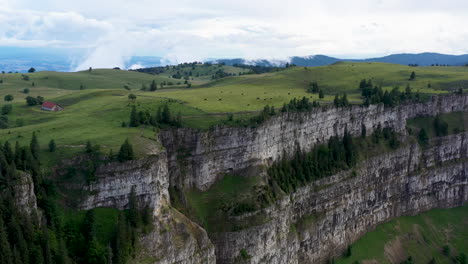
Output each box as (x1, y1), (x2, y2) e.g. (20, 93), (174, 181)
(30, 132), (39, 159)
(150, 80), (157, 91)
(85, 141), (93, 153)
(117, 139), (134, 162)
(0, 217), (13, 264)
(129, 106), (139, 127)
(48, 139), (56, 152)
(162, 104), (171, 124)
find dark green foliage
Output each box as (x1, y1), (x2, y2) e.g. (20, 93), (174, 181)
(28, 67), (35, 73)
(127, 188), (140, 227)
(455, 253), (467, 264)
(433, 116), (448, 137)
(129, 106), (139, 127)
(149, 80), (157, 91)
(401, 256), (414, 264)
(1, 105), (12, 115)
(334, 94), (349, 107)
(418, 128), (429, 146)
(0, 116), (8, 129)
(239, 249), (251, 260)
(319, 89), (324, 99)
(361, 123), (367, 138)
(360, 79), (416, 107)
(23, 88), (30, 94)
(25, 96), (44, 106)
(307, 81), (319, 93)
(117, 139), (134, 162)
(409, 71), (416, 80)
(344, 245), (352, 257)
(128, 93), (136, 102)
(4, 94), (13, 102)
(268, 128), (400, 193)
(442, 245), (450, 256)
(30, 132), (39, 159)
(48, 140), (56, 152)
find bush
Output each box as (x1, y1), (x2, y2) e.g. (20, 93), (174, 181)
(23, 88), (30, 94)
(1, 104), (12, 115)
(4, 94), (13, 101)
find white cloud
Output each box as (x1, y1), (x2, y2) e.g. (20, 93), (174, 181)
(1, 0), (468, 69)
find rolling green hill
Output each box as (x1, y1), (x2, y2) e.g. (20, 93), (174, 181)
(0, 62), (467, 160)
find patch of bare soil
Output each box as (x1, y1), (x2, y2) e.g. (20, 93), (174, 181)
(384, 236), (406, 264)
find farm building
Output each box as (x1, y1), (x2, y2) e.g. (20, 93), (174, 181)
(41, 101), (64, 111)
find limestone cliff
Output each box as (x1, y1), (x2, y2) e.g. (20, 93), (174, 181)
(11, 172), (39, 218)
(66, 94), (467, 264)
(73, 154), (216, 264)
(210, 132), (468, 264)
(161, 94), (468, 191)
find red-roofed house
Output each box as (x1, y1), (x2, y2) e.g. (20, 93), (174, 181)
(41, 101), (64, 111)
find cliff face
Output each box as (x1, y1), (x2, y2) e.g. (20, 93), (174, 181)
(12, 172), (39, 218)
(79, 155), (170, 214)
(75, 154), (216, 264)
(211, 132), (468, 264)
(161, 94), (468, 191)
(69, 94), (467, 264)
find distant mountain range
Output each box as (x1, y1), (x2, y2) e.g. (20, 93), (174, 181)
(1, 47), (468, 73)
(214, 53), (468, 67)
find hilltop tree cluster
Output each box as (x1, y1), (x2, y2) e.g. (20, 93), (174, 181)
(128, 104), (182, 128)
(25, 96), (44, 106)
(359, 79), (417, 107)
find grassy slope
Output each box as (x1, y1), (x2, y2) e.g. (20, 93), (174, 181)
(407, 111), (467, 138)
(1, 62), (468, 155)
(336, 205), (468, 264)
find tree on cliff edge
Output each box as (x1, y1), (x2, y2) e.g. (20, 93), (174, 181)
(118, 139), (134, 162)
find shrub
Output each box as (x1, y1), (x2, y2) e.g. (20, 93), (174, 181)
(4, 94), (13, 101)
(1, 104), (12, 115)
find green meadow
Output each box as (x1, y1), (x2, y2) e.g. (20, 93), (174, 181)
(336, 205), (468, 264)
(1, 62), (468, 157)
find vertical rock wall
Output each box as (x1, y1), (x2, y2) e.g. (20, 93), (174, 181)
(161, 94), (468, 191)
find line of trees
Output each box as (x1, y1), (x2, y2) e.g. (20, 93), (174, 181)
(268, 126), (400, 193)
(128, 104), (182, 128)
(359, 79), (417, 107)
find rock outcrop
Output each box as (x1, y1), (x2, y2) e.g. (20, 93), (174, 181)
(211, 132), (468, 264)
(80, 155), (170, 214)
(12, 172), (39, 218)
(75, 154), (216, 264)
(161, 94), (468, 191)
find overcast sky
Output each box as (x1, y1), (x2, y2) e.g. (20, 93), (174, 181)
(1, 0), (467, 69)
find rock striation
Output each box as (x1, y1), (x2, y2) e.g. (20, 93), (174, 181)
(68, 94), (467, 264)
(211, 132), (468, 263)
(161, 94), (468, 191)
(79, 155), (170, 214)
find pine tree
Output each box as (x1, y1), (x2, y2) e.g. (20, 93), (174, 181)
(150, 80), (157, 91)
(30, 132), (39, 159)
(4, 141), (13, 164)
(117, 139), (134, 162)
(48, 139), (56, 152)
(85, 141), (93, 153)
(129, 106), (139, 127)
(0, 217), (13, 264)
(127, 187), (140, 228)
(418, 128), (429, 145)
(162, 104), (171, 124)
(319, 89), (324, 99)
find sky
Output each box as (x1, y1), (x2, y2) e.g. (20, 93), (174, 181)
(1, 0), (468, 70)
